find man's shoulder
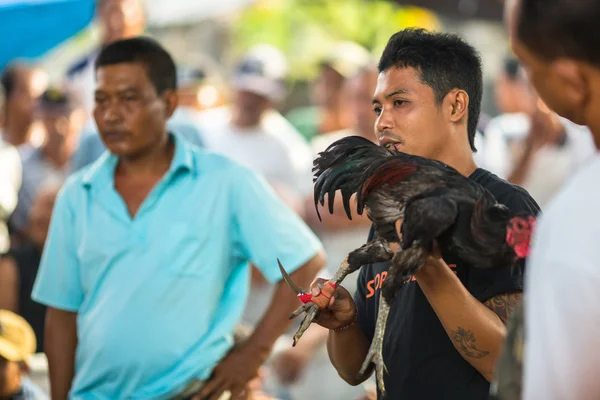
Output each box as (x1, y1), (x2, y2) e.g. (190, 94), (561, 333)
(187, 143), (257, 181)
(471, 168), (541, 215)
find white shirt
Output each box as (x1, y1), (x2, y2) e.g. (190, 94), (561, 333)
(0, 138), (22, 253)
(523, 152), (600, 400)
(197, 106), (314, 198)
(481, 113), (596, 208)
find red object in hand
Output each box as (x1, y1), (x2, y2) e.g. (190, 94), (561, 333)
(506, 216), (536, 258)
(297, 281), (337, 310)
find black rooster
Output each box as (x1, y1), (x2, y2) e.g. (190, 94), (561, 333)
(284, 136), (534, 394)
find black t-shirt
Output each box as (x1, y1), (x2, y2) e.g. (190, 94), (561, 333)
(353, 168), (540, 400)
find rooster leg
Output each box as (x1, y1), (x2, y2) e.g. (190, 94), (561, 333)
(289, 238), (394, 346)
(358, 295), (390, 395)
(289, 302), (313, 319)
(292, 303), (320, 346)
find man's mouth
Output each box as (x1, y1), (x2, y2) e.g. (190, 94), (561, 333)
(102, 131), (128, 142)
(379, 135), (404, 152)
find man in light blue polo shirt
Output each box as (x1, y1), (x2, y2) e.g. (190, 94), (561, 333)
(32, 37), (325, 400)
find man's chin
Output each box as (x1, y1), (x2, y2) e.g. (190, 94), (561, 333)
(105, 143), (135, 157)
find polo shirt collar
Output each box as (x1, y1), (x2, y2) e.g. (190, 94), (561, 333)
(81, 132), (196, 188)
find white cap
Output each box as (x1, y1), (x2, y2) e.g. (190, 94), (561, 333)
(231, 44), (288, 102)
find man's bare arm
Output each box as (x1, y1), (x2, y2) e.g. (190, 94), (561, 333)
(45, 308), (78, 400)
(484, 292), (523, 325)
(327, 316), (373, 385)
(0, 257), (19, 312)
(415, 259), (520, 382)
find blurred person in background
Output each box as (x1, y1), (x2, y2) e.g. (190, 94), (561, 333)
(0, 310), (48, 400)
(198, 44), (313, 217)
(492, 1), (600, 399)
(176, 63), (225, 114)
(31, 37), (324, 400)
(66, 0), (145, 119)
(286, 42), (371, 141)
(0, 185), (60, 353)
(69, 64), (208, 173)
(10, 88), (84, 242)
(0, 64), (48, 156)
(0, 139), (21, 255)
(482, 57), (596, 207)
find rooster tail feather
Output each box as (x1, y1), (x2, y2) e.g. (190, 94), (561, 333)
(312, 136), (392, 219)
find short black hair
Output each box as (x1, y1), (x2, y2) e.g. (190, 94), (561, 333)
(378, 28), (483, 152)
(95, 36), (176, 94)
(516, 0), (600, 67)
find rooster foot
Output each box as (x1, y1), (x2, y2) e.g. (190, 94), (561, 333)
(359, 296), (391, 395)
(347, 239), (394, 267)
(289, 302), (320, 347)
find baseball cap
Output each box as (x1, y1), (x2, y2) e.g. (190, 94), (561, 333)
(39, 87), (76, 111)
(0, 310), (36, 363)
(231, 44), (288, 102)
(319, 41), (372, 79)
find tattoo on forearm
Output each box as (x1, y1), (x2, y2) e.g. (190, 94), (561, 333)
(450, 327), (490, 359)
(484, 292), (523, 325)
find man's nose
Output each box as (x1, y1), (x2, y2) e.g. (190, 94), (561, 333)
(376, 109), (393, 134)
(102, 103), (123, 124)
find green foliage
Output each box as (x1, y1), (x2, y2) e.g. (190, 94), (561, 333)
(231, 0), (441, 80)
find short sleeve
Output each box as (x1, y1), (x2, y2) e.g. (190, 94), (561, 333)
(31, 187), (84, 311)
(468, 188), (541, 302)
(232, 166), (323, 283)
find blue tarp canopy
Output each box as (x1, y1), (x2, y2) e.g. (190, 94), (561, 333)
(0, 0), (95, 71)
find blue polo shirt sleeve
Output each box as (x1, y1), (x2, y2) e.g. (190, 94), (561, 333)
(31, 185), (84, 312)
(231, 165), (323, 283)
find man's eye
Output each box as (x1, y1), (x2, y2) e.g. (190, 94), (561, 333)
(373, 107), (382, 115)
(394, 100), (406, 106)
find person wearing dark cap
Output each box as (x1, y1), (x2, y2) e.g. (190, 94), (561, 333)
(9, 88), (84, 239)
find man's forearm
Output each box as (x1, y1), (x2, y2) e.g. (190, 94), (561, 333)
(415, 262), (506, 382)
(507, 140), (537, 185)
(45, 308), (78, 400)
(247, 252), (325, 354)
(327, 321), (372, 385)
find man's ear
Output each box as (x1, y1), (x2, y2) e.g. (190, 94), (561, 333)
(162, 90), (179, 119)
(447, 89), (469, 124)
(550, 59), (588, 110)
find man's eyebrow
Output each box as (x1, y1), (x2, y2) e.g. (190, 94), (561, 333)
(373, 88), (410, 104)
(385, 88), (409, 99)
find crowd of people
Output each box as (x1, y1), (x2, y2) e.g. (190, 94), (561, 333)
(0, 0), (599, 399)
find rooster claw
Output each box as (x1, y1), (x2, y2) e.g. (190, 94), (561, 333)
(290, 302), (320, 347)
(359, 332), (387, 394)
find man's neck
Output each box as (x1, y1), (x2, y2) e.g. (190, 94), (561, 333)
(435, 145), (478, 177)
(41, 143), (71, 170)
(3, 120), (32, 146)
(585, 120), (600, 151)
(230, 108), (261, 130)
(115, 134), (174, 177)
